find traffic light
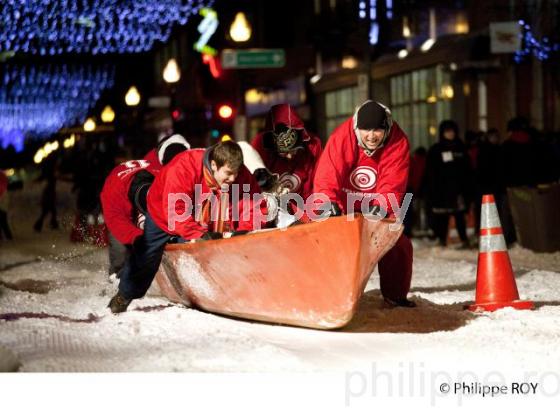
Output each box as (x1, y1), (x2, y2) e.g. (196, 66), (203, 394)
(217, 104), (234, 120)
(171, 108), (183, 121)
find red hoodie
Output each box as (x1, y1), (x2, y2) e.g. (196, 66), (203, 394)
(147, 148), (263, 240)
(251, 104), (322, 200)
(313, 117), (410, 216)
(143, 148), (159, 164)
(100, 158), (162, 245)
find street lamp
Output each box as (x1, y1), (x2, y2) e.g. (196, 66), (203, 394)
(163, 58), (182, 135)
(84, 117), (96, 132)
(230, 12), (251, 42)
(101, 105), (115, 123)
(163, 58), (181, 84)
(125, 86), (141, 106)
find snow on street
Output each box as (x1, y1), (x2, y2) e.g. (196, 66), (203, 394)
(1, 184), (560, 375)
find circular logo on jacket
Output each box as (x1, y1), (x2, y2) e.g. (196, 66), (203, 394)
(278, 173), (301, 192)
(349, 166), (377, 190)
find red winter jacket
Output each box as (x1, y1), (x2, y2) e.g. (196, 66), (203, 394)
(251, 104), (322, 200)
(100, 159), (162, 245)
(143, 148), (159, 164)
(147, 148), (263, 240)
(313, 118), (410, 216)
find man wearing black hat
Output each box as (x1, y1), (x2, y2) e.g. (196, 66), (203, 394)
(313, 100), (415, 307)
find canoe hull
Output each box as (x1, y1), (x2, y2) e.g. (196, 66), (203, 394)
(155, 215), (402, 329)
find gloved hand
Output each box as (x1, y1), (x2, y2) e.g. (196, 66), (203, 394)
(312, 200), (342, 219)
(365, 204), (382, 216)
(135, 213), (146, 230)
(167, 236), (182, 244)
(329, 202), (342, 217)
(201, 231), (223, 241)
(262, 192), (279, 222)
(253, 168), (278, 191)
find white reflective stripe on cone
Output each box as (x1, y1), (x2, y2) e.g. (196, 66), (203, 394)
(480, 203), (501, 229)
(479, 234), (507, 252)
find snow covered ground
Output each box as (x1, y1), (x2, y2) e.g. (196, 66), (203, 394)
(1, 183), (559, 390)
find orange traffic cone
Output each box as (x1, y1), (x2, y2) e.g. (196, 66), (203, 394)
(468, 194), (534, 312)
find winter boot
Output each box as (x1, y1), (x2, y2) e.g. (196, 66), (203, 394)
(108, 292), (132, 314)
(384, 296), (417, 308)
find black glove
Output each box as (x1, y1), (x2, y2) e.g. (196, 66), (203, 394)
(329, 202), (342, 217)
(128, 170), (155, 214)
(315, 201), (342, 219)
(365, 204), (382, 216)
(253, 168), (278, 191)
(201, 231), (223, 241)
(230, 230), (250, 237)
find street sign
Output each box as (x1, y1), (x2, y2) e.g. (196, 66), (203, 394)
(221, 49), (285, 69)
(490, 22), (521, 53)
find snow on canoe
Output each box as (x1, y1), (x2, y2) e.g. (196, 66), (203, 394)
(154, 214), (402, 329)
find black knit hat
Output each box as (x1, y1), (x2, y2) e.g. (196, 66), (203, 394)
(356, 101), (388, 130)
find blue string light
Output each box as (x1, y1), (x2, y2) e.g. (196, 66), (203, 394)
(0, 0), (213, 55)
(357, 0), (379, 45)
(0, 129), (25, 152)
(0, 64), (115, 149)
(514, 20), (560, 63)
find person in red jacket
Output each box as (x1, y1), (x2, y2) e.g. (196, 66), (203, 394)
(313, 100), (415, 307)
(251, 104), (322, 200)
(109, 141), (263, 313)
(101, 134), (190, 277)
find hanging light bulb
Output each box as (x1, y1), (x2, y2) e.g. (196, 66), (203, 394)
(421, 38), (436, 52)
(397, 49), (409, 59)
(163, 58), (181, 83)
(230, 12), (251, 42)
(34, 148), (46, 164)
(402, 16), (411, 38)
(84, 117), (96, 132)
(125, 86), (141, 106)
(101, 105), (115, 123)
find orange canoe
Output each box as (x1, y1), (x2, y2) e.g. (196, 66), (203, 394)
(154, 215), (402, 329)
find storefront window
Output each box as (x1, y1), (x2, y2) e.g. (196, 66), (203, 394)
(390, 65), (452, 150)
(324, 86), (360, 136)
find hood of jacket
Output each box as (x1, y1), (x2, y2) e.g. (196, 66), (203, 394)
(264, 104), (310, 141)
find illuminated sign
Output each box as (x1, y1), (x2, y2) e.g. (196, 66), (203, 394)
(194, 8), (218, 56)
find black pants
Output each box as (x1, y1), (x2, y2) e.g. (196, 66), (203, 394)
(108, 232), (129, 276)
(118, 214), (184, 299)
(432, 212), (468, 245)
(0, 210), (12, 240)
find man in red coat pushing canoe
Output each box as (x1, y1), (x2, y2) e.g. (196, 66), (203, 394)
(313, 100), (415, 307)
(108, 141), (263, 313)
(100, 134), (191, 277)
